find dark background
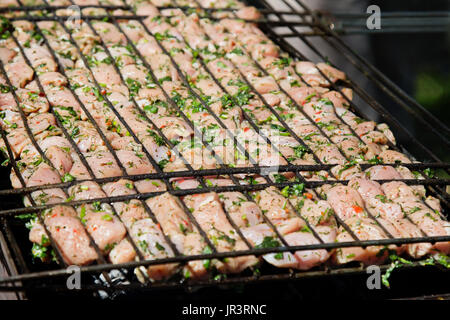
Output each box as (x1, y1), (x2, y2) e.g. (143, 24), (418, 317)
(370, 0), (450, 125)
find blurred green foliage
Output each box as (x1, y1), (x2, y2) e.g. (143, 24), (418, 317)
(414, 71), (450, 122)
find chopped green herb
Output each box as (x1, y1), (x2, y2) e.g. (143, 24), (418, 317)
(101, 214), (113, 221)
(155, 242), (165, 251)
(61, 173), (75, 183)
(255, 236), (281, 249)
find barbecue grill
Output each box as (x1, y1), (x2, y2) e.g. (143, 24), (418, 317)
(0, 0), (449, 301)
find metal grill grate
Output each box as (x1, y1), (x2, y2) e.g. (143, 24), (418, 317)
(0, 0), (449, 296)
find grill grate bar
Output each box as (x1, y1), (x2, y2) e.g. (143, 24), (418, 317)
(1, 176), (448, 218)
(0, 4), (131, 12)
(0, 259), (442, 293)
(0, 163), (447, 198)
(6, 13), (316, 28)
(1, 233), (449, 285)
(0, 4), (312, 18)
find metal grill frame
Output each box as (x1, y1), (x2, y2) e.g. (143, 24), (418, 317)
(0, 0), (449, 296)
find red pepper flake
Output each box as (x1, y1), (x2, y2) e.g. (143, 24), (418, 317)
(304, 193), (313, 200)
(38, 92), (45, 97)
(352, 205), (363, 213)
(243, 127), (250, 132)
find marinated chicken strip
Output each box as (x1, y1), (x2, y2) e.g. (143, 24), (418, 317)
(25, 188), (67, 207)
(382, 181), (450, 255)
(253, 186), (333, 269)
(348, 177), (404, 221)
(147, 193), (194, 253)
(218, 192), (264, 228)
(19, 162), (61, 188)
(29, 205), (98, 265)
(130, 218), (178, 280)
(171, 177), (236, 190)
(67, 180), (129, 254)
(134, 179), (167, 193)
(241, 223), (298, 269)
(102, 179), (179, 271)
(184, 192), (259, 273)
(348, 176), (433, 258)
(109, 238), (136, 265)
(4, 56), (34, 88)
(253, 187), (303, 231)
(76, 203), (126, 253)
(326, 185), (367, 221)
(103, 179), (147, 227)
(147, 193), (209, 278)
(335, 217), (393, 265)
(69, 181), (106, 201)
(365, 165), (402, 180)
(292, 194), (338, 229)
